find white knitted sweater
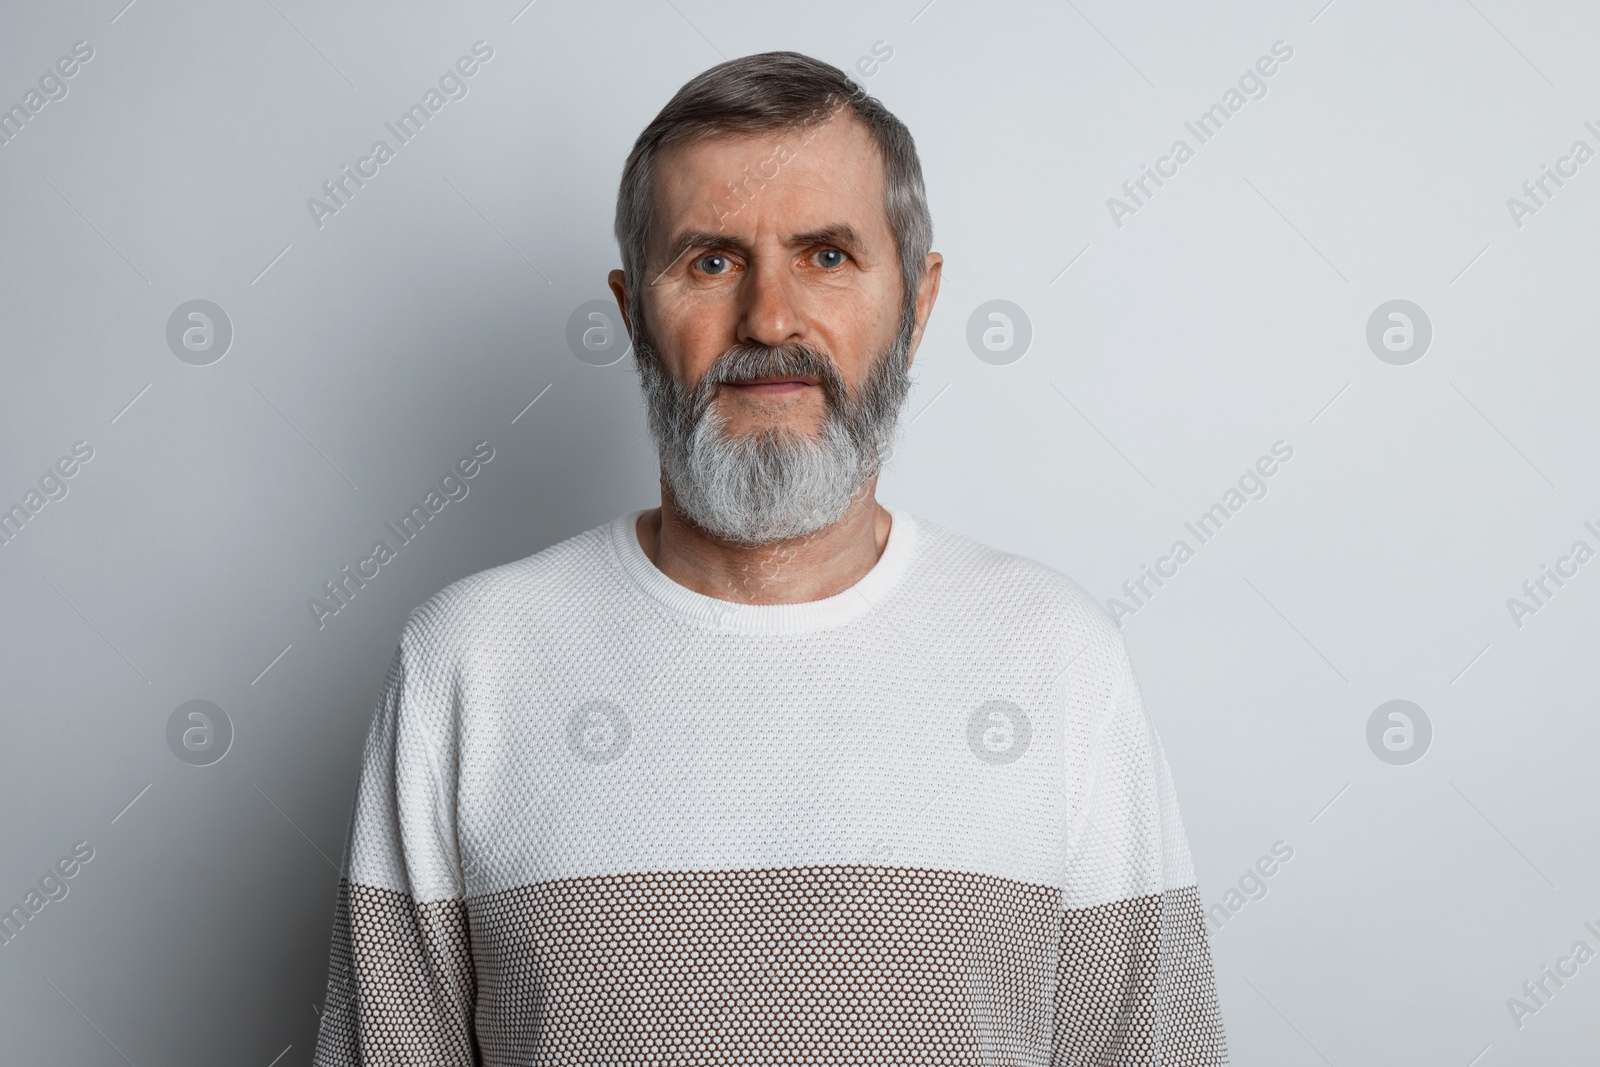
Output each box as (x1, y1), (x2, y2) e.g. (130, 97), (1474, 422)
(312, 504), (1228, 1065)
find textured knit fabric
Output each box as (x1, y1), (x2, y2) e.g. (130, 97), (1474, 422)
(311, 504), (1229, 1066)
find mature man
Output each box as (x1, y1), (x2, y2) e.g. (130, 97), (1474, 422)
(313, 51), (1227, 1065)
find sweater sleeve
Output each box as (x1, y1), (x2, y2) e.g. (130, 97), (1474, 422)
(1052, 635), (1229, 1066)
(312, 627), (479, 1067)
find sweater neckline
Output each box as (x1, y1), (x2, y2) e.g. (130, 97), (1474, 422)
(609, 502), (918, 634)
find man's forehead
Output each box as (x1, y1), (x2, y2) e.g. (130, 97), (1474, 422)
(651, 111), (888, 247)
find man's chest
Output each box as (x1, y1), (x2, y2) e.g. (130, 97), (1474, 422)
(452, 646), (1079, 894)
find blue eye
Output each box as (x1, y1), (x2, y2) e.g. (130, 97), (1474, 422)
(698, 254), (729, 274)
(817, 248), (845, 268)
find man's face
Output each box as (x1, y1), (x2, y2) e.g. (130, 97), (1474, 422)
(609, 107), (941, 545)
(640, 110), (908, 436)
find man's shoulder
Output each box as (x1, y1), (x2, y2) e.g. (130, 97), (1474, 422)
(400, 512), (621, 651)
(908, 512), (1139, 737)
(905, 509), (1122, 648)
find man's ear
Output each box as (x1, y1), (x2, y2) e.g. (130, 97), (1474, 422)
(607, 269), (633, 340)
(906, 251), (944, 366)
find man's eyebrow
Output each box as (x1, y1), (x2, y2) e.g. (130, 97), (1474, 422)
(662, 229), (753, 264)
(658, 223), (864, 267)
(787, 224), (862, 251)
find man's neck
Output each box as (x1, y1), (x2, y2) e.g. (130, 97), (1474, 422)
(635, 479), (893, 605)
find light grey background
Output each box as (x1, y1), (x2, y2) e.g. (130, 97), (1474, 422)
(2, 0), (1597, 1064)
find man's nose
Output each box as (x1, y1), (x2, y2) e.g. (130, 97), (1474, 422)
(737, 257), (806, 350)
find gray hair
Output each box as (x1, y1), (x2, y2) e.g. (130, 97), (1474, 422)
(613, 50), (933, 350)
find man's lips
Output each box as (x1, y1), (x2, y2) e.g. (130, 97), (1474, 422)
(723, 376), (818, 394)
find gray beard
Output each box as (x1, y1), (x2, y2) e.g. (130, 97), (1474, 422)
(631, 314), (915, 546)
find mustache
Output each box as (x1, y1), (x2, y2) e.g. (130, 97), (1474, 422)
(688, 342), (848, 417)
